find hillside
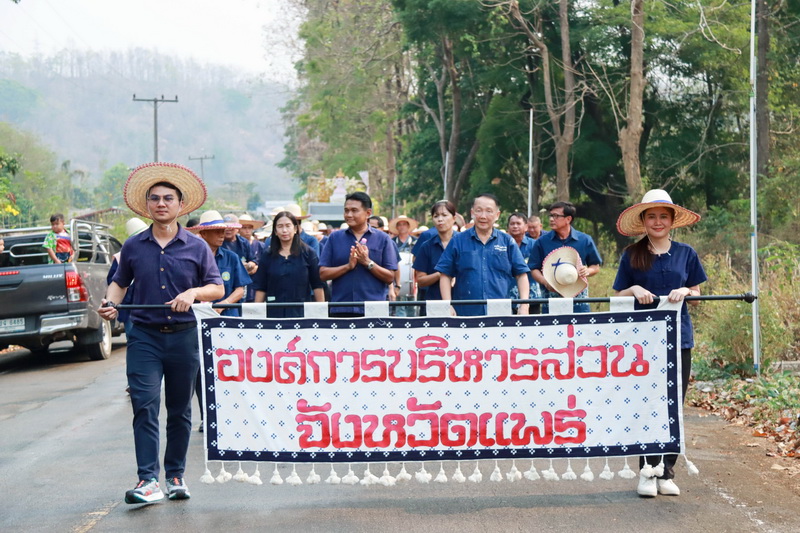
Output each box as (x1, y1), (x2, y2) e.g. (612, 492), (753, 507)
(0, 48), (298, 201)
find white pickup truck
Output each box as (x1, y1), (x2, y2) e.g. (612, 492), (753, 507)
(0, 220), (122, 360)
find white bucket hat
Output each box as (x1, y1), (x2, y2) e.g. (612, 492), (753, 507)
(542, 246), (588, 298)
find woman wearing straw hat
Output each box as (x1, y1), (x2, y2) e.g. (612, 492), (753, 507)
(613, 189), (707, 498)
(99, 162), (223, 505)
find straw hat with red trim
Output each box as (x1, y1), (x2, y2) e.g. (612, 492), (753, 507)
(124, 162), (207, 219)
(186, 210), (241, 233)
(389, 215), (418, 234)
(238, 213), (265, 229)
(616, 189), (701, 237)
(542, 246), (588, 298)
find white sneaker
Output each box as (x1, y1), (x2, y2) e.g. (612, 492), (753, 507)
(637, 474), (657, 497)
(657, 478), (681, 496)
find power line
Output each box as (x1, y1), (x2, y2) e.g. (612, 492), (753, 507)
(132, 94), (178, 162)
(188, 154), (215, 180)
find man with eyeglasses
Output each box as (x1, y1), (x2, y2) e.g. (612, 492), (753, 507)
(435, 193), (530, 316)
(99, 163), (223, 505)
(529, 201), (602, 313)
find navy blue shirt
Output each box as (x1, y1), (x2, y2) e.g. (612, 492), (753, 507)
(412, 231), (453, 302)
(300, 230), (320, 256)
(435, 228), (530, 316)
(252, 246), (325, 318)
(319, 226), (398, 315)
(222, 234), (256, 264)
(412, 226), (438, 255)
(529, 227), (602, 295)
(613, 241), (707, 349)
(213, 246), (252, 317)
(112, 225), (222, 325)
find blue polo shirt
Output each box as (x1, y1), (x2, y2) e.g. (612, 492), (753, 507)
(319, 225), (398, 315)
(412, 226), (438, 255)
(300, 230), (320, 255)
(528, 227), (602, 288)
(222, 234), (256, 264)
(213, 246), (252, 317)
(435, 227), (530, 316)
(112, 225), (222, 325)
(613, 241), (707, 348)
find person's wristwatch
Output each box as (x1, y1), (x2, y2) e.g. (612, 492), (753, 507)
(367, 261), (375, 271)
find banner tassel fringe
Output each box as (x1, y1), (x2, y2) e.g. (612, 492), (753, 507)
(216, 463), (232, 483)
(415, 463), (432, 484)
(507, 460), (522, 482)
(360, 464), (380, 485)
(468, 463), (483, 483)
(200, 466), (215, 484)
(580, 459), (595, 482)
(640, 463), (655, 478)
(380, 464), (396, 486)
(269, 464), (284, 485)
(233, 462), (248, 482)
(542, 459), (559, 481)
(342, 464), (359, 485)
(490, 461), (503, 482)
(653, 456), (665, 478)
(599, 458), (615, 480)
(618, 457), (637, 479)
(452, 462), (466, 483)
(286, 465), (303, 486)
(247, 465), (263, 485)
(562, 459), (577, 480)
(434, 463), (448, 483)
(685, 454), (700, 476)
(396, 463), (412, 482)
(325, 464), (341, 485)
(306, 465), (321, 485)
(524, 460), (540, 481)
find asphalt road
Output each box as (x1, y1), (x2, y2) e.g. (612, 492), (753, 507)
(2, 341), (800, 533)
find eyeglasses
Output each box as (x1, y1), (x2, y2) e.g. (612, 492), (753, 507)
(549, 213), (568, 219)
(147, 195), (177, 204)
(472, 208), (496, 216)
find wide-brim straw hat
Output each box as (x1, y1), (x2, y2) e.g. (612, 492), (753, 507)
(542, 246), (588, 298)
(616, 189), (701, 237)
(283, 203), (309, 219)
(389, 215), (418, 233)
(412, 225), (429, 236)
(124, 162), (207, 218)
(238, 213), (265, 229)
(187, 210), (241, 233)
(125, 217), (149, 237)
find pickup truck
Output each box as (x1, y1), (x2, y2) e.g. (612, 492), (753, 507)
(0, 220), (122, 360)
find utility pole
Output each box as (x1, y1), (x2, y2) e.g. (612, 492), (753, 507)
(188, 154), (215, 180)
(132, 94), (178, 162)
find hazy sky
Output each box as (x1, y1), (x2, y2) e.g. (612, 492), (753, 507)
(0, 0), (300, 79)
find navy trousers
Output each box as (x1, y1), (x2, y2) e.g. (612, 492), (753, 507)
(126, 323), (199, 480)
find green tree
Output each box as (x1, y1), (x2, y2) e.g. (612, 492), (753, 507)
(95, 162), (129, 209)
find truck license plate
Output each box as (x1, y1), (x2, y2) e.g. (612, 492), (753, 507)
(0, 317), (25, 333)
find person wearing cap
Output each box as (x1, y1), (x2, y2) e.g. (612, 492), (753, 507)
(106, 218), (150, 333)
(319, 191), (398, 317)
(98, 163), (223, 505)
(238, 214), (266, 302)
(613, 189), (706, 498)
(188, 210), (252, 433)
(221, 214), (258, 276)
(529, 201), (602, 313)
(435, 193), (530, 316)
(252, 211), (325, 317)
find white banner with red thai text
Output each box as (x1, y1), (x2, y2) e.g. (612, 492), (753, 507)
(195, 303), (683, 464)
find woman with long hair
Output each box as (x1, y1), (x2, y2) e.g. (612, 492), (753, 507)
(252, 211), (325, 317)
(413, 200), (458, 303)
(613, 189), (707, 498)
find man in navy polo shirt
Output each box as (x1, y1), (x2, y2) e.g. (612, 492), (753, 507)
(529, 201), (602, 313)
(99, 163), (223, 505)
(319, 191), (397, 317)
(436, 193), (530, 316)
